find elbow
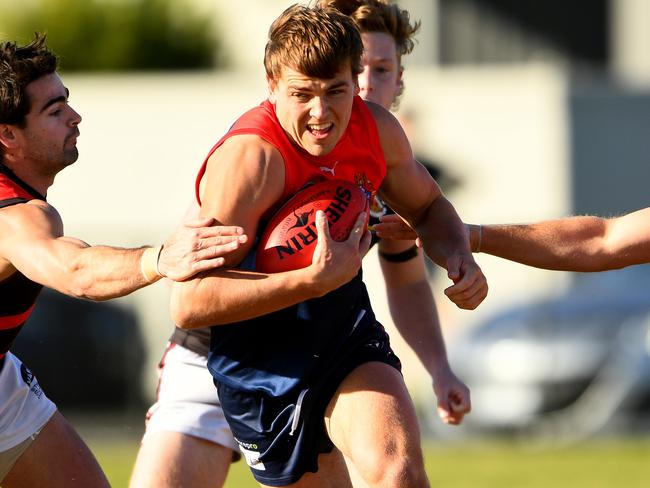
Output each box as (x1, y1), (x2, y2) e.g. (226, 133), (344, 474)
(171, 307), (198, 330)
(171, 305), (226, 329)
(170, 285), (223, 329)
(170, 289), (195, 329)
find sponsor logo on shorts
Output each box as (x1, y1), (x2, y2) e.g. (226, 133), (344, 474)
(20, 364), (44, 399)
(20, 364), (34, 385)
(234, 437), (266, 471)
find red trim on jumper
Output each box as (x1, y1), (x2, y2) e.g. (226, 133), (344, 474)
(0, 304), (35, 330)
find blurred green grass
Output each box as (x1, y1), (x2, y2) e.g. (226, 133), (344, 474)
(87, 434), (650, 488)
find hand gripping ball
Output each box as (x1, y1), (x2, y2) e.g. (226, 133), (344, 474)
(256, 179), (370, 273)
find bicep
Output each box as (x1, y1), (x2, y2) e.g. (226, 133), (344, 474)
(197, 135), (284, 266)
(0, 202), (90, 288)
(380, 159), (440, 224)
(374, 111), (441, 224)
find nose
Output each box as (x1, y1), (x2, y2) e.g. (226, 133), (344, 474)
(309, 97), (329, 119)
(68, 105), (82, 126)
(357, 66), (371, 95)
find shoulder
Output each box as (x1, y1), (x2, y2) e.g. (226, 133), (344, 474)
(200, 134), (285, 212)
(0, 200), (62, 251)
(208, 134), (284, 180)
(0, 199), (59, 224)
(363, 99), (402, 135)
(363, 101), (411, 169)
(1, 198), (61, 226)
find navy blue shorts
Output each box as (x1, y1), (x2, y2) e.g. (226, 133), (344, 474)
(216, 320), (401, 486)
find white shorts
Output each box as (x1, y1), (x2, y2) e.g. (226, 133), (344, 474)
(142, 342), (238, 453)
(0, 353), (56, 478)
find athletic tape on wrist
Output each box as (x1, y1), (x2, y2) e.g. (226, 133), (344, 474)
(141, 245), (163, 283)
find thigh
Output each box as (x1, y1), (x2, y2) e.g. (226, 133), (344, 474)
(258, 448), (352, 488)
(130, 431), (232, 488)
(3, 411), (109, 488)
(324, 362), (424, 482)
(143, 344), (238, 452)
(0, 353), (57, 454)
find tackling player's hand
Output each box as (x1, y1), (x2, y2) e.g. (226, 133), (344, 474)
(373, 213), (421, 247)
(158, 217), (247, 281)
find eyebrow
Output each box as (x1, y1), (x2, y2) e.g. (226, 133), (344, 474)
(288, 80), (349, 91)
(327, 81), (349, 90)
(366, 56), (394, 64)
(39, 87), (69, 113)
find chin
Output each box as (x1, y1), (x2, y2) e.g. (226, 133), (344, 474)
(307, 145), (333, 157)
(63, 150), (79, 166)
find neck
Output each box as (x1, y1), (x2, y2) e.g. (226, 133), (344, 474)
(0, 159), (53, 197)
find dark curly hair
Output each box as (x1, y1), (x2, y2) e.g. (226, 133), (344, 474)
(0, 34), (58, 127)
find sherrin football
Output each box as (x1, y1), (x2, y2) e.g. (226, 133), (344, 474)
(256, 179), (370, 273)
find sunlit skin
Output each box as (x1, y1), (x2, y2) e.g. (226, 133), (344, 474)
(358, 32), (402, 110)
(268, 63), (359, 157)
(357, 29), (472, 427)
(13, 73), (82, 181)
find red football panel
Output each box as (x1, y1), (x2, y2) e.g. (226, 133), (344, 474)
(256, 180), (368, 273)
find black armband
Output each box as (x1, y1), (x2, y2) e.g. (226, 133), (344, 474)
(378, 244), (419, 263)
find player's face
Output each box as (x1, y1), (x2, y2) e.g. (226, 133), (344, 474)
(268, 62), (358, 157)
(16, 72), (81, 173)
(358, 32), (402, 110)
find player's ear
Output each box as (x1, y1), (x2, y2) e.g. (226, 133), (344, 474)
(266, 75), (277, 104)
(0, 124), (18, 150)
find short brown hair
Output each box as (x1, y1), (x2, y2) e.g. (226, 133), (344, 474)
(264, 4), (363, 81)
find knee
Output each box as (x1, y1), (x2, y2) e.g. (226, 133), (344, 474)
(354, 448), (428, 488)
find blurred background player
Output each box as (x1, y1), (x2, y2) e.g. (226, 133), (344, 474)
(0, 34), (246, 487)
(130, 1), (473, 487)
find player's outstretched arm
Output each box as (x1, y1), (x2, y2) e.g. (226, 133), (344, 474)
(0, 200), (245, 300)
(470, 206), (650, 271)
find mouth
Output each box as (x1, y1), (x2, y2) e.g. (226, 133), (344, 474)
(306, 122), (333, 140)
(66, 130), (80, 144)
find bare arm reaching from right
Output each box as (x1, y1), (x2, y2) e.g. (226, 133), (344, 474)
(376, 207), (650, 272)
(467, 207), (650, 271)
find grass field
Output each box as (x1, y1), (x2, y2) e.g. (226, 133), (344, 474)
(86, 432), (650, 488)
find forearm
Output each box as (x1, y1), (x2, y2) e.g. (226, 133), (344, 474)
(470, 217), (621, 271)
(387, 279), (449, 375)
(57, 245), (157, 300)
(171, 267), (323, 328)
(415, 196), (471, 268)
